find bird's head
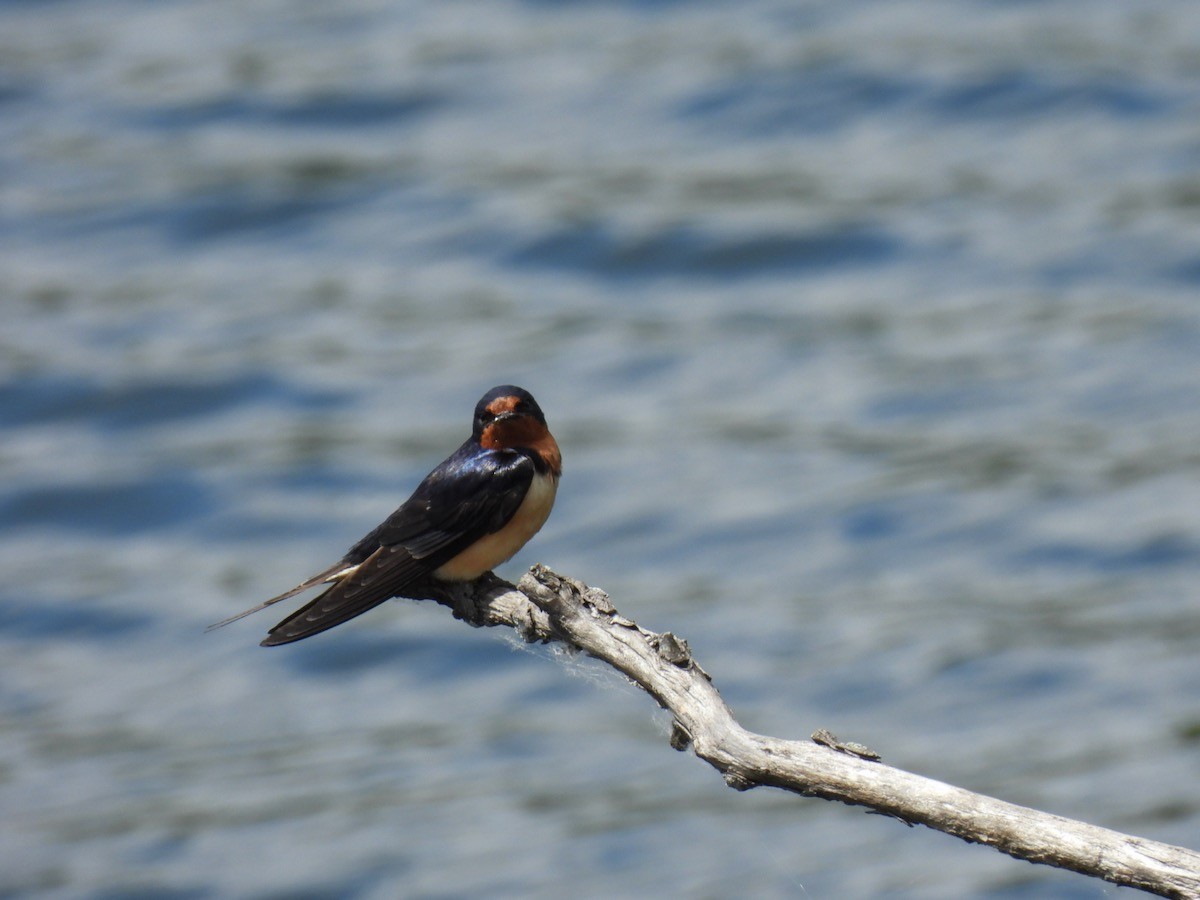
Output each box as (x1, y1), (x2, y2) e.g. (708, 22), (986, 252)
(472, 385), (561, 476)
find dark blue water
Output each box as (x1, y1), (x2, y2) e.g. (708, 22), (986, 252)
(3, 1), (1200, 897)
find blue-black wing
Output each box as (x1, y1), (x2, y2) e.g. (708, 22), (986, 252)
(259, 444), (534, 646)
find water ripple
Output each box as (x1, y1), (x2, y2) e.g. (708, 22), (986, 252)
(0, 372), (347, 431)
(126, 89), (446, 131)
(506, 222), (900, 279)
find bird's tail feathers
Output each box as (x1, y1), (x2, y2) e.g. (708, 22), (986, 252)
(204, 561), (359, 632)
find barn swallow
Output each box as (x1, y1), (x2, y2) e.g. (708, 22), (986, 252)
(208, 385), (561, 646)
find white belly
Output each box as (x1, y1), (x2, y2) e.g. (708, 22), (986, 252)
(433, 472), (558, 581)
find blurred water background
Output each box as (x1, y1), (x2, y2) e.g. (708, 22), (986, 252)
(3, 1), (1200, 897)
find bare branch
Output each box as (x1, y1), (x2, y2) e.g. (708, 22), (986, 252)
(413, 565), (1200, 899)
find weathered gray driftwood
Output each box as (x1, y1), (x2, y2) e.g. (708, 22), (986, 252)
(415, 565), (1200, 899)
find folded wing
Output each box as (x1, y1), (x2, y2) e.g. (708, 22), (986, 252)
(259, 446), (534, 646)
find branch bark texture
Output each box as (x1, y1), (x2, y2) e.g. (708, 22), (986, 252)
(415, 565), (1200, 899)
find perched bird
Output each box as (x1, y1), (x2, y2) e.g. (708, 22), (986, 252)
(209, 385), (561, 646)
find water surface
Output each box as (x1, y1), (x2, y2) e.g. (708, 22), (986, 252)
(3, 1), (1200, 897)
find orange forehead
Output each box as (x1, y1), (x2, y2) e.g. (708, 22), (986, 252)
(485, 395), (521, 416)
